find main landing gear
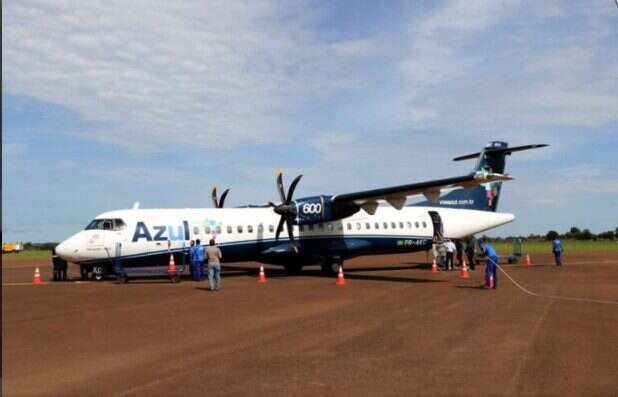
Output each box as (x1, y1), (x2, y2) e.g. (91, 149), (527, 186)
(320, 258), (343, 276)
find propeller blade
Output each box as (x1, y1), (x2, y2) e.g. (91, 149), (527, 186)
(219, 188), (230, 208)
(276, 170), (286, 204)
(286, 174), (303, 204)
(285, 217), (298, 252)
(275, 216), (285, 241)
(211, 187), (219, 208)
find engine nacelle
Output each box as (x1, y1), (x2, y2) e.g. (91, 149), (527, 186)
(294, 195), (359, 225)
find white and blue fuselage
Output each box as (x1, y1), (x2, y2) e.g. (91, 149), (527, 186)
(56, 205), (514, 273)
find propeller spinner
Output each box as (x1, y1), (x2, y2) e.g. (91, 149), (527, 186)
(269, 170), (302, 252)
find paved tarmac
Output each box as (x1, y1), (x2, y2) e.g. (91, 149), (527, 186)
(3, 251), (618, 396)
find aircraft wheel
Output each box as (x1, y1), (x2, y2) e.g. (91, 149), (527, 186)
(92, 265), (106, 281)
(321, 261), (341, 276)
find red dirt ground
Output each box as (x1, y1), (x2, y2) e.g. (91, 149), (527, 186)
(3, 251), (618, 396)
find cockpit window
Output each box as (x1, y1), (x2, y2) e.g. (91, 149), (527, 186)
(85, 218), (126, 231)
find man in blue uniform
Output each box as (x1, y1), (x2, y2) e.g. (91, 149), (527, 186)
(479, 240), (499, 289)
(191, 239), (205, 281)
(552, 238), (563, 266)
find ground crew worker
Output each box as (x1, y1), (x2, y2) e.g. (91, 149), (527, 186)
(455, 239), (464, 267)
(192, 239), (205, 281)
(552, 238), (563, 266)
(206, 239), (223, 291)
(52, 248), (68, 281)
(52, 248), (61, 281)
(479, 240), (498, 289)
(437, 242), (447, 270)
(465, 239), (476, 270)
(445, 239), (456, 270)
(188, 240), (195, 279)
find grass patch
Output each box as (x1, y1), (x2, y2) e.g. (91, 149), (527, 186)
(2, 250), (51, 263)
(491, 240), (618, 255)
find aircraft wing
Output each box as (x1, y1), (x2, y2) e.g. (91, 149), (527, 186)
(331, 172), (512, 214)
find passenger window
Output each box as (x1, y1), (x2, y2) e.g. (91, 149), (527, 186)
(383, 222), (388, 229)
(399, 222), (404, 229)
(407, 221), (412, 228)
(227, 225), (233, 234)
(258, 224), (264, 233)
(365, 222), (371, 230)
(337, 224), (343, 231)
(347, 223), (352, 230)
(237, 225), (243, 233)
(328, 223), (334, 231)
(215, 226), (222, 234)
(375, 222), (380, 229)
(299, 225), (304, 232)
(193, 226), (200, 235)
(356, 222), (361, 230)
(318, 223), (324, 229)
(422, 221), (427, 228)
(268, 224), (274, 233)
(415, 222), (420, 228)
(309, 224), (315, 231)
(204, 226), (211, 234)
(391, 222), (396, 229)
(248, 225), (253, 233)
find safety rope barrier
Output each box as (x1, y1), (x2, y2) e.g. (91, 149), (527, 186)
(490, 258), (618, 306)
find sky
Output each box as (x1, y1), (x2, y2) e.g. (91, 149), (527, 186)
(2, 0), (617, 243)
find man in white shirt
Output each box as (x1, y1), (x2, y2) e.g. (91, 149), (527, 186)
(445, 239), (456, 270)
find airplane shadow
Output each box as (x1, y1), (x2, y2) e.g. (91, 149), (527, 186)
(221, 264), (443, 284)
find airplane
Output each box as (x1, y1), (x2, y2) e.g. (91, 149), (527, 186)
(55, 141), (547, 280)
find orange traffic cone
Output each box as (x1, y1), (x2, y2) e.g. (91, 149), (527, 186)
(459, 260), (470, 279)
(33, 267), (42, 285)
(258, 266), (267, 283)
(489, 274), (495, 289)
(431, 258), (439, 273)
(167, 254), (177, 274)
(525, 253), (532, 267)
(336, 265), (346, 286)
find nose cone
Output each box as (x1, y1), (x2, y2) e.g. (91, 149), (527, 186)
(56, 235), (80, 261)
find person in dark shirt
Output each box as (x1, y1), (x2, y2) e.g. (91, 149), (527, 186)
(455, 239), (464, 267)
(465, 239), (476, 270)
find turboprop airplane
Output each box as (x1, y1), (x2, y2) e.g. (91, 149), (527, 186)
(55, 141), (546, 279)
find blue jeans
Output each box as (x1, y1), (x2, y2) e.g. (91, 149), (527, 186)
(208, 264), (221, 290)
(553, 251), (562, 266)
(191, 261), (201, 281)
(485, 256), (498, 288)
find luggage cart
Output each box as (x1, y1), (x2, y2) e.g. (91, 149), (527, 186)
(113, 242), (187, 283)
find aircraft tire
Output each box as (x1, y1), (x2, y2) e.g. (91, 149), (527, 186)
(321, 261), (341, 276)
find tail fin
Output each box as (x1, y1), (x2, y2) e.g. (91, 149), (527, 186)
(413, 141), (547, 212)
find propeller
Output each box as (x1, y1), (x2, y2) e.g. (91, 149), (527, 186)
(211, 186), (230, 208)
(268, 170), (302, 252)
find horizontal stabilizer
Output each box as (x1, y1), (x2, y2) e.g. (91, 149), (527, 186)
(453, 144), (548, 161)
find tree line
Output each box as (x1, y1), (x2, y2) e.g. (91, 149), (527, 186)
(484, 226), (618, 242)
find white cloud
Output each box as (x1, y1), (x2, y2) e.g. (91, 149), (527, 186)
(2, 0), (372, 151)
